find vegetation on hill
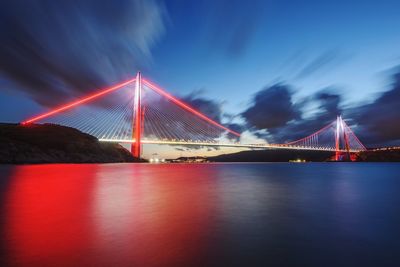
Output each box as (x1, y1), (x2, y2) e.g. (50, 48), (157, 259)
(207, 149), (334, 162)
(357, 149), (400, 162)
(208, 148), (400, 162)
(0, 123), (140, 164)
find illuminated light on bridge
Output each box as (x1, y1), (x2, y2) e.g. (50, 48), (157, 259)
(21, 72), (367, 159)
(97, 138), (362, 153)
(21, 77), (137, 125)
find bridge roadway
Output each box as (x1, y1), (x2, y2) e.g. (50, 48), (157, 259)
(99, 138), (362, 153)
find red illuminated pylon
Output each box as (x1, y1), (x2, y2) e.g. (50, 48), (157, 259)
(335, 116), (341, 161)
(132, 72), (142, 158)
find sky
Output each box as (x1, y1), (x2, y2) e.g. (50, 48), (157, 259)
(1, 0), (400, 157)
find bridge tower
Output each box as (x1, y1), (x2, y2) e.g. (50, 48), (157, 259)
(335, 115), (351, 161)
(335, 116), (341, 161)
(131, 72), (142, 158)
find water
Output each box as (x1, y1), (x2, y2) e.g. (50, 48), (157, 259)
(0, 163), (399, 267)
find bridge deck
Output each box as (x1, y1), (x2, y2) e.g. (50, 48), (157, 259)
(99, 138), (362, 153)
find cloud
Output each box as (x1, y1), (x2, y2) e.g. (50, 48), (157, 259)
(182, 92), (240, 141)
(268, 90), (342, 143)
(241, 84), (301, 130)
(182, 92), (222, 123)
(349, 69), (400, 146)
(224, 123), (245, 134)
(237, 81), (344, 144)
(0, 0), (166, 107)
(239, 130), (269, 144)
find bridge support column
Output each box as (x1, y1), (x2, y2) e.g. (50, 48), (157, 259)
(132, 72), (142, 158)
(335, 115), (341, 161)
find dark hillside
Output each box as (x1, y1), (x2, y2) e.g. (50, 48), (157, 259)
(208, 149), (334, 162)
(0, 123), (139, 164)
(357, 149), (400, 162)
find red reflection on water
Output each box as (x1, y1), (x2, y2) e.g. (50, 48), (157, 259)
(5, 164), (217, 267)
(5, 164), (98, 266)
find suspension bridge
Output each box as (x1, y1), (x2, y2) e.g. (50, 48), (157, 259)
(21, 72), (367, 160)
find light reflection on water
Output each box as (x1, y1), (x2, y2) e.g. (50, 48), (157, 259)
(0, 163), (399, 266)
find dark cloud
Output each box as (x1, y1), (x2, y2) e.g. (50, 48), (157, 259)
(0, 0), (165, 107)
(182, 93), (222, 123)
(224, 123), (245, 134)
(236, 82), (342, 144)
(182, 92), (241, 140)
(350, 70), (400, 146)
(268, 90), (343, 143)
(317, 92), (342, 115)
(241, 84), (301, 130)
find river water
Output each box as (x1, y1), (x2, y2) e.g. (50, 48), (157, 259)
(0, 163), (399, 266)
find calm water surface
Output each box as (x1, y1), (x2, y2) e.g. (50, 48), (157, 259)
(0, 163), (399, 266)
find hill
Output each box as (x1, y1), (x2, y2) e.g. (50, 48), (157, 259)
(208, 148), (400, 162)
(208, 149), (334, 162)
(0, 123), (139, 164)
(357, 148), (400, 162)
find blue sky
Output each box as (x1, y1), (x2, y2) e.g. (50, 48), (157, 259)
(1, 0), (400, 154)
